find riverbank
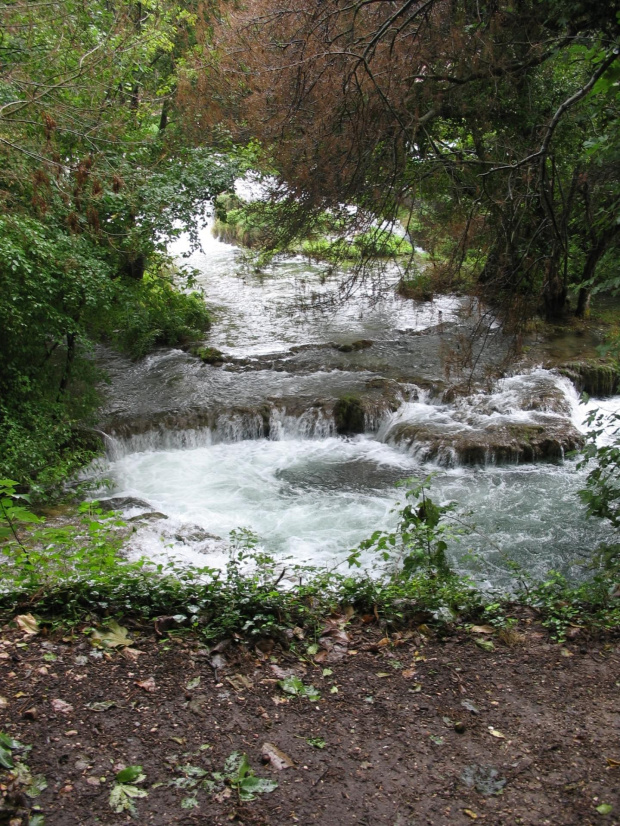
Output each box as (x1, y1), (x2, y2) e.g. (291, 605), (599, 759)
(1, 614), (618, 825)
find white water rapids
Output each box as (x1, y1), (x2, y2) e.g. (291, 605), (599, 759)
(94, 220), (619, 588)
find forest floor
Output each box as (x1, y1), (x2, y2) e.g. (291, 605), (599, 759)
(0, 611), (619, 826)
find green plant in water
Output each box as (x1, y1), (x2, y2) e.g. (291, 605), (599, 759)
(347, 476), (459, 578)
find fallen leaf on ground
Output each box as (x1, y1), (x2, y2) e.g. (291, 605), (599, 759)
(135, 677), (156, 692)
(261, 742), (295, 770)
(402, 668), (417, 679)
(462, 699), (480, 715)
(226, 674), (253, 692)
(470, 625), (495, 634)
(464, 809), (479, 819)
(596, 803), (613, 815)
(269, 665), (295, 679)
(91, 621), (132, 649)
(488, 727), (505, 739)
(16, 614), (39, 635)
(605, 757), (620, 768)
(0, 697), (7, 709)
(121, 647), (144, 661)
(86, 700), (117, 712)
(475, 639), (495, 652)
(462, 765), (506, 796)
(51, 699), (73, 714)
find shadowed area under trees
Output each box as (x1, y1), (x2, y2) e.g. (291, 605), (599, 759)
(201, 0), (620, 324)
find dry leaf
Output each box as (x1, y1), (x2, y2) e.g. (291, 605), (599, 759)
(470, 625), (495, 635)
(269, 665), (295, 679)
(401, 668), (417, 680)
(464, 809), (478, 819)
(0, 697), (7, 709)
(606, 757), (620, 768)
(226, 674), (253, 692)
(91, 621), (132, 649)
(135, 677), (156, 692)
(51, 699), (73, 714)
(15, 613), (39, 635)
(261, 742), (295, 771)
(488, 727), (505, 739)
(214, 787), (232, 803)
(121, 647), (144, 661)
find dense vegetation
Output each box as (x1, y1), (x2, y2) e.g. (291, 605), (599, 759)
(0, 0), (250, 491)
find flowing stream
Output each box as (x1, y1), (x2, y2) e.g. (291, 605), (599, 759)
(93, 221), (619, 588)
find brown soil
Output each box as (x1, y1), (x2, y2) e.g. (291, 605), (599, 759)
(1, 617), (619, 826)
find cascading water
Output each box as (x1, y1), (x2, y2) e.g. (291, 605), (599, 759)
(93, 217), (619, 588)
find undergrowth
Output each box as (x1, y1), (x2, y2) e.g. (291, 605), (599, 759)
(1, 478), (618, 644)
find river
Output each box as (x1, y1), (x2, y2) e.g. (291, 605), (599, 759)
(91, 220), (619, 589)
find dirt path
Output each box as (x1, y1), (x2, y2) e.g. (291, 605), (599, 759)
(0, 617), (618, 826)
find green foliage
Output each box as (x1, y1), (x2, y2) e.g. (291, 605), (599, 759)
(218, 753), (278, 802)
(347, 476), (459, 579)
(109, 766), (148, 815)
(89, 272), (211, 359)
(0, 478), (617, 645)
(213, 193), (413, 261)
(579, 408), (620, 530)
(278, 676), (321, 701)
(515, 570), (620, 641)
(0, 0), (248, 495)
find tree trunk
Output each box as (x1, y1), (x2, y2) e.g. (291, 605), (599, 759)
(575, 287), (590, 319)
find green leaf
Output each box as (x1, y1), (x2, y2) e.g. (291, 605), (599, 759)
(0, 745), (14, 769)
(238, 775), (278, 801)
(596, 804), (613, 815)
(25, 773), (48, 798)
(0, 732), (20, 750)
(109, 783), (148, 814)
(181, 796), (199, 809)
(115, 765), (145, 784)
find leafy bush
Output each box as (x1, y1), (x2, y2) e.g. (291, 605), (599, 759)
(88, 272), (211, 359)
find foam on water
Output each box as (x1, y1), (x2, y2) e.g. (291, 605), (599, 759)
(102, 386), (619, 585)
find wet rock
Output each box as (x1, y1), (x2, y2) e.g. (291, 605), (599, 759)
(127, 511), (168, 522)
(174, 527), (222, 543)
(334, 395), (365, 435)
(387, 418), (583, 466)
(559, 360), (620, 397)
(333, 339), (373, 353)
(95, 496), (153, 512)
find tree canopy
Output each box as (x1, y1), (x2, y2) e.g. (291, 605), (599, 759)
(210, 0), (620, 320)
(0, 0), (244, 489)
